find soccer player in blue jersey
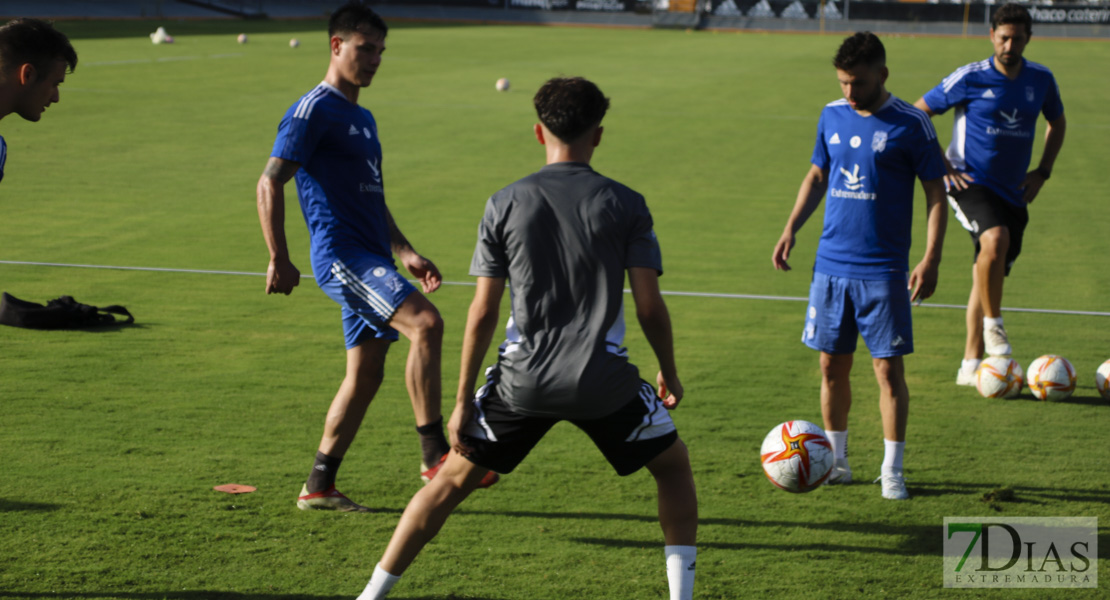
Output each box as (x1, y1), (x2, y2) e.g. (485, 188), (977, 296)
(773, 32), (948, 500)
(0, 18), (77, 184)
(914, 3), (1066, 384)
(256, 1), (495, 513)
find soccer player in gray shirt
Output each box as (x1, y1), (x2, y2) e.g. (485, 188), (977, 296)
(357, 77), (698, 600)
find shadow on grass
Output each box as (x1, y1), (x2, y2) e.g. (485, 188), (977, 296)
(0, 498), (63, 512)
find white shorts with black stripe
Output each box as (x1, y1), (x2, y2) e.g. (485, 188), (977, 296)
(317, 254), (416, 349)
(460, 370), (679, 476)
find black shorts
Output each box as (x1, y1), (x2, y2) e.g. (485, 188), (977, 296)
(459, 375), (679, 477)
(947, 185), (1028, 276)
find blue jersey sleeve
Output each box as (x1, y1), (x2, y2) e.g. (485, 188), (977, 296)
(1042, 73), (1064, 122)
(912, 119), (946, 182)
(271, 106), (324, 165)
(0, 135), (6, 184)
(921, 69), (968, 116)
(810, 111), (830, 170)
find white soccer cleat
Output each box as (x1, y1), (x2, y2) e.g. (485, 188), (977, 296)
(826, 458), (852, 485)
(875, 471), (910, 500)
(956, 366), (978, 386)
(984, 324), (1012, 357)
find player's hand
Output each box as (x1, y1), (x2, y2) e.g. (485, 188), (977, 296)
(447, 398), (475, 456)
(658, 371), (684, 410)
(772, 231), (795, 271)
(266, 257), (300, 295)
(942, 159), (974, 192)
(908, 259), (940, 304)
(1021, 169), (1047, 204)
(400, 252), (442, 294)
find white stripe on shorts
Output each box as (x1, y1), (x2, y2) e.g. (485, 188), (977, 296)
(624, 382), (677, 442)
(466, 366), (499, 442)
(330, 260), (396, 320)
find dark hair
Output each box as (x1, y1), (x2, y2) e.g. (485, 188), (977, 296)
(533, 77), (610, 143)
(0, 18), (77, 78)
(329, 0), (388, 39)
(991, 3), (1033, 36)
(833, 31), (885, 71)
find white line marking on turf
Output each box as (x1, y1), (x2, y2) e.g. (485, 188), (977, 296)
(2, 260), (1108, 317)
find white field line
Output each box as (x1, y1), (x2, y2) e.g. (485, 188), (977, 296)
(2, 259), (1108, 318)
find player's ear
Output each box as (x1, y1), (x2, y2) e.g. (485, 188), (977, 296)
(17, 63), (35, 86)
(330, 34), (344, 55)
(592, 126), (603, 148)
(534, 123), (545, 146)
(879, 65), (890, 85)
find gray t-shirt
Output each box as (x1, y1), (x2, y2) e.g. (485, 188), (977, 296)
(470, 162), (663, 419)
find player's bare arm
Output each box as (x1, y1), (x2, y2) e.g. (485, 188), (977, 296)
(257, 156), (302, 295)
(1022, 113), (1066, 204)
(450, 276), (505, 453)
(386, 206), (441, 294)
(628, 267), (683, 409)
(773, 164), (828, 271)
(913, 97), (974, 192)
(908, 177), (948, 303)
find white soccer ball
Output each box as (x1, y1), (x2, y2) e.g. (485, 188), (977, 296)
(760, 420), (833, 493)
(495, 77), (510, 92)
(1027, 354), (1077, 401)
(289, 38), (300, 48)
(976, 356), (1024, 399)
(237, 33), (248, 44)
(1095, 359), (1110, 401)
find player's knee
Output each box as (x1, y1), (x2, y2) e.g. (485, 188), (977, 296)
(978, 226), (1010, 257)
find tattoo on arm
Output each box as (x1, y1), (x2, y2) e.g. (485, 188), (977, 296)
(262, 157), (300, 184)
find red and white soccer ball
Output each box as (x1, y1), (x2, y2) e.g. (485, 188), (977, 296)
(976, 356), (1024, 399)
(1096, 359), (1110, 401)
(760, 420), (833, 493)
(1027, 354), (1077, 401)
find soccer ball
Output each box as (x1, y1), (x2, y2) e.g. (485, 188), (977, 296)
(289, 38), (300, 48)
(495, 77), (510, 92)
(1027, 354), (1077, 401)
(976, 356), (1024, 399)
(760, 420), (833, 493)
(237, 33), (248, 44)
(1095, 359), (1110, 401)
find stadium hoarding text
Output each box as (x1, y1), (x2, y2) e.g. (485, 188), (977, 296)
(943, 517), (1097, 589)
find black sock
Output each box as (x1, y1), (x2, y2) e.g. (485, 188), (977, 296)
(306, 451), (342, 494)
(416, 417), (450, 467)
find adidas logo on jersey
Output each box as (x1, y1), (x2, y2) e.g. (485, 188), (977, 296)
(830, 133), (841, 145)
(982, 89), (996, 99)
(348, 124), (359, 135)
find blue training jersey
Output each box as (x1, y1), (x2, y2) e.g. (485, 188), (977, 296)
(922, 57), (1063, 206)
(0, 135), (7, 183)
(811, 95), (946, 280)
(270, 82), (391, 283)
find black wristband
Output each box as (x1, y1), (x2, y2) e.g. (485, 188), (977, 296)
(1037, 166), (1051, 180)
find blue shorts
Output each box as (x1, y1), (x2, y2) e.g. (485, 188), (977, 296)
(802, 271), (913, 358)
(318, 255), (417, 349)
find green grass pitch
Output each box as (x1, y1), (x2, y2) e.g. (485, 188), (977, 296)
(0, 18), (1107, 599)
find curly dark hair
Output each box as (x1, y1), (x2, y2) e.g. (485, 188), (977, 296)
(832, 31), (885, 71)
(533, 77), (610, 143)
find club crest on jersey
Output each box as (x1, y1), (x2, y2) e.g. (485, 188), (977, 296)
(372, 267), (387, 278)
(364, 127), (372, 139)
(1026, 86), (1035, 102)
(871, 130), (888, 153)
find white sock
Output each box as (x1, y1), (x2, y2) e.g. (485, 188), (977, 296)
(882, 440), (905, 474)
(826, 430), (848, 461)
(961, 358), (981, 374)
(356, 564), (400, 600)
(665, 545), (696, 600)
(984, 316), (1004, 329)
